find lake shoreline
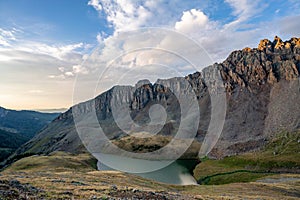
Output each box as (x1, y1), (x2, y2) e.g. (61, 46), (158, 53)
(94, 153), (200, 185)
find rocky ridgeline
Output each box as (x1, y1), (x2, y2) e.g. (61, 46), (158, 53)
(220, 36), (300, 92)
(10, 37), (300, 159)
(69, 37), (300, 118)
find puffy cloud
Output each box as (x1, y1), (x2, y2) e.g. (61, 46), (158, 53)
(87, 0), (271, 67)
(172, 1), (281, 62)
(87, 0), (209, 32)
(88, 0), (152, 32)
(175, 9), (209, 33)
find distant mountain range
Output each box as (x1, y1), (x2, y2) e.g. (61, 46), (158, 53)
(0, 107), (59, 161)
(8, 36), (300, 162)
(35, 108), (68, 113)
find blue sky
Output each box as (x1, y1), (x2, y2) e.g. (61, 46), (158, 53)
(0, 0), (299, 110)
(0, 0), (112, 44)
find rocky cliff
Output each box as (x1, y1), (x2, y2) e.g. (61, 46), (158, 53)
(11, 37), (300, 159)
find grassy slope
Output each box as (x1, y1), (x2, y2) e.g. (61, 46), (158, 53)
(5, 151), (97, 173)
(0, 130), (299, 199)
(112, 135), (202, 159)
(194, 130), (300, 185)
(0, 151), (299, 199)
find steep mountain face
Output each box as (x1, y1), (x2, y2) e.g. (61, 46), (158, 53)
(12, 37), (300, 159)
(0, 107), (59, 161)
(210, 37), (300, 157)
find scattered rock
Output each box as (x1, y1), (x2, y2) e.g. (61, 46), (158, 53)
(0, 179), (44, 199)
(51, 179), (66, 183)
(60, 191), (73, 195)
(132, 188), (139, 193)
(71, 181), (87, 186)
(111, 184), (118, 190)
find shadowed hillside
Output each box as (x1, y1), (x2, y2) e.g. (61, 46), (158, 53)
(0, 107), (59, 162)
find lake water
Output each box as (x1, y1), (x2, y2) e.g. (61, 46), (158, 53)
(94, 153), (198, 185)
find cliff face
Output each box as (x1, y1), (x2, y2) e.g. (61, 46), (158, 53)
(221, 37), (299, 91)
(13, 37), (300, 159)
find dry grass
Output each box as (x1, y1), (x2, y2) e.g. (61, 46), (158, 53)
(0, 151), (299, 199)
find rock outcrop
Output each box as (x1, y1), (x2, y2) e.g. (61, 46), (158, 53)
(220, 36), (300, 93)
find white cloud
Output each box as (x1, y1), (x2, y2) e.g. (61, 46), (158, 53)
(73, 65), (89, 75)
(87, 0), (210, 32)
(27, 42), (84, 61)
(58, 67), (65, 72)
(48, 74), (66, 79)
(88, 0), (103, 11)
(65, 71), (74, 77)
(172, 1), (274, 62)
(224, 0), (265, 29)
(0, 28), (17, 47)
(49, 64), (89, 80)
(96, 31), (108, 43)
(175, 9), (209, 33)
(88, 0), (152, 32)
(87, 0), (271, 67)
(0, 28), (92, 81)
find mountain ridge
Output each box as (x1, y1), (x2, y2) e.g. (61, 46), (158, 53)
(9, 36), (300, 161)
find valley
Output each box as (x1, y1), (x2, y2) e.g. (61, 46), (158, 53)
(0, 134), (299, 200)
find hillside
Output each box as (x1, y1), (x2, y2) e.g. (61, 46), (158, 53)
(0, 107), (59, 162)
(0, 129), (28, 162)
(194, 130), (300, 185)
(0, 107), (59, 138)
(1, 130), (299, 199)
(0, 148), (299, 199)
(9, 36), (300, 161)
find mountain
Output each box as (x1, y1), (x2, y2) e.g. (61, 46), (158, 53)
(0, 107), (59, 161)
(0, 107), (59, 138)
(10, 36), (300, 160)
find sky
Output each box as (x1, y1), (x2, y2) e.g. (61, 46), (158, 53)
(0, 0), (299, 111)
